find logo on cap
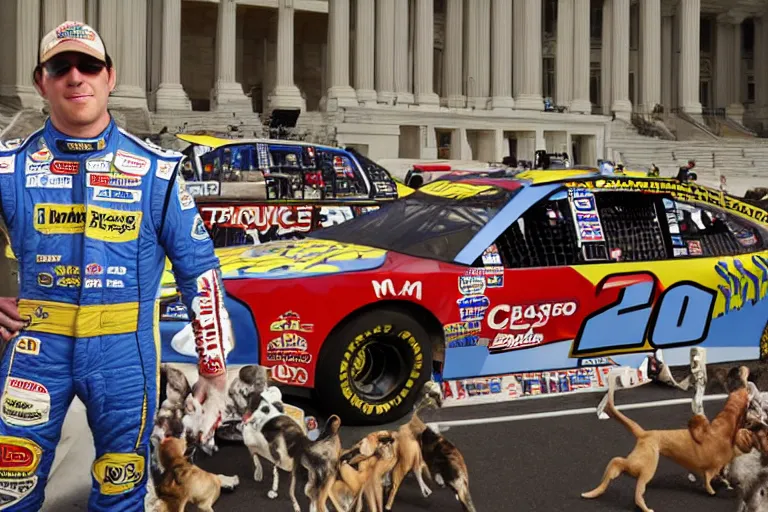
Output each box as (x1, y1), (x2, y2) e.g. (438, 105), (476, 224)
(55, 22), (96, 42)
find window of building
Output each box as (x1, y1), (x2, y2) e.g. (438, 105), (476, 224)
(744, 19), (754, 53)
(544, 0), (557, 36)
(590, 3), (602, 39)
(701, 18), (713, 53)
(748, 80), (755, 102)
(543, 58), (555, 100)
(590, 68), (601, 108)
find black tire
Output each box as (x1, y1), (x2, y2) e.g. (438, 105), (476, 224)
(315, 307), (433, 426)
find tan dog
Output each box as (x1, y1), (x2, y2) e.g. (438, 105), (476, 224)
(582, 365), (752, 512)
(336, 431), (398, 512)
(154, 436), (239, 512)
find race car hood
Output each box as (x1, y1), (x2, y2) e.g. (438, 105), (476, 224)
(160, 238), (388, 295)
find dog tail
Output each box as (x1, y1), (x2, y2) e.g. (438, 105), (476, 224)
(605, 393), (646, 439)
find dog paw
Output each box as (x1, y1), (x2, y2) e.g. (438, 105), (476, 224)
(253, 468), (263, 482)
(268, 490), (278, 500)
(688, 473), (697, 483)
(435, 474), (445, 487)
(421, 487), (432, 498)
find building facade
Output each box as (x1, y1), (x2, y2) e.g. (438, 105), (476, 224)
(2, 0), (768, 165)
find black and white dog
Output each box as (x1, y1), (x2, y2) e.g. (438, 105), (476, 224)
(242, 386), (343, 512)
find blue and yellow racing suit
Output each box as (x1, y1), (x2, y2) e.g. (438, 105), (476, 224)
(0, 118), (230, 511)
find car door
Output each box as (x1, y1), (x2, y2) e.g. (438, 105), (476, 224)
(442, 182), (768, 387)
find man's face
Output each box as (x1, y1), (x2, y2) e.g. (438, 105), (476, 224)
(36, 52), (115, 128)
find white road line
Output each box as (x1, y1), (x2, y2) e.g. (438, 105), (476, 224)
(426, 394), (728, 432)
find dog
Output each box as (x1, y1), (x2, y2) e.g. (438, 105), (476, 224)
(337, 430), (399, 512)
(151, 435), (239, 512)
(405, 381), (476, 512)
(743, 469), (768, 512)
(582, 365), (752, 512)
(242, 385), (343, 512)
(333, 432), (396, 511)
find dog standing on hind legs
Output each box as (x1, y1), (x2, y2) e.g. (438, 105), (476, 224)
(582, 365), (752, 512)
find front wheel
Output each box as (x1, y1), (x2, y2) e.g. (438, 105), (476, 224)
(315, 307), (433, 426)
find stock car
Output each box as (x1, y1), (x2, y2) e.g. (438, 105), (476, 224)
(158, 166), (768, 425)
(174, 133), (405, 201)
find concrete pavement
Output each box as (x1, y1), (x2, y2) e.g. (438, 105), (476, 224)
(41, 381), (754, 511)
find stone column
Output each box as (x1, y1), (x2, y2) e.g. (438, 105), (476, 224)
(268, 0), (305, 111)
(515, 0), (543, 110)
(639, 0), (661, 114)
(0, 0), (42, 109)
(728, 17), (745, 120)
(611, 0), (632, 117)
(661, 5), (674, 111)
(210, 0), (250, 111)
(42, 0), (86, 33)
(393, 0), (413, 104)
(571, 0), (591, 113)
(155, 0), (192, 111)
(443, 0), (465, 107)
(355, 0), (377, 104)
(111, 0), (148, 109)
(601, 0), (612, 115)
(491, 0), (514, 109)
(714, 19), (731, 109)
(414, 0), (439, 106)
(375, 0), (396, 103)
(327, 0), (358, 109)
(466, 0), (491, 109)
(556, 0), (574, 108)
(678, 0), (702, 115)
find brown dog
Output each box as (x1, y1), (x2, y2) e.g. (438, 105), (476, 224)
(582, 365), (752, 512)
(333, 434), (394, 512)
(154, 436), (239, 512)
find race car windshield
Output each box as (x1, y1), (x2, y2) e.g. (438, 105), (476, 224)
(310, 185), (518, 263)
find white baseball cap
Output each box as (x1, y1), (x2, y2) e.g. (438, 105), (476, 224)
(38, 21), (108, 65)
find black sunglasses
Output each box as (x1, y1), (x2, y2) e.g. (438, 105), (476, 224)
(43, 56), (106, 78)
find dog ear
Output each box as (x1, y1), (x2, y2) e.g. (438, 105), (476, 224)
(736, 428), (755, 453)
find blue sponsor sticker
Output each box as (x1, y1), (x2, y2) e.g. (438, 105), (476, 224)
(671, 235), (684, 247)
(456, 295), (490, 308)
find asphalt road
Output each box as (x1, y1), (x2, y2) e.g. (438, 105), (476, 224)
(196, 383), (747, 512)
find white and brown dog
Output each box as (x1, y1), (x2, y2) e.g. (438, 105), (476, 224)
(242, 386), (343, 512)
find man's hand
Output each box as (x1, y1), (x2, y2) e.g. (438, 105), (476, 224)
(0, 297), (25, 342)
(189, 371), (228, 451)
(193, 371), (228, 404)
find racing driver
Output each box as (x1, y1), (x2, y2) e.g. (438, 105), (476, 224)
(0, 21), (233, 510)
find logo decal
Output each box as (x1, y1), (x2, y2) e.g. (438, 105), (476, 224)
(88, 173), (141, 188)
(91, 187), (142, 204)
(113, 150), (150, 176)
(191, 214), (209, 241)
(85, 205), (142, 243)
(50, 160), (79, 175)
(156, 160), (175, 180)
(14, 338), (40, 356)
(25, 174), (72, 189)
(0, 157), (14, 174)
(33, 204), (85, 234)
(1, 378), (50, 427)
(92, 453), (144, 495)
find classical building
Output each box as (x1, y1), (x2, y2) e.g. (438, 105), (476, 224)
(2, 0), (768, 177)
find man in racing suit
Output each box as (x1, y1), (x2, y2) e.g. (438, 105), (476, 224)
(0, 21), (232, 511)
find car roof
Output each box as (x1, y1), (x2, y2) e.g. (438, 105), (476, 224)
(176, 133), (344, 152)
